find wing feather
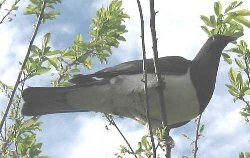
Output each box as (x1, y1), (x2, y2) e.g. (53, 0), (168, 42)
(70, 56), (191, 85)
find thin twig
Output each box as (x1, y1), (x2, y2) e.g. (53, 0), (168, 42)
(0, 0), (47, 133)
(148, 0), (171, 157)
(193, 114), (202, 158)
(136, 0), (157, 158)
(105, 114), (137, 158)
(243, 56), (250, 87)
(0, 0), (21, 24)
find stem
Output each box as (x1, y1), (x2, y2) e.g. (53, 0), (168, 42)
(0, 0), (47, 133)
(0, 0), (21, 24)
(193, 114), (202, 158)
(148, 0), (171, 157)
(136, 0), (156, 157)
(244, 56), (250, 87)
(105, 114), (137, 158)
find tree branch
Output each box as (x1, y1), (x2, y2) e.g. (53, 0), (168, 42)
(193, 114), (202, 158)
(0, 0), (47, 133)
(148, 0), (172, 157)
(0, 0), (21, 24)
(136, 0), (157, 157)
(105, 114), (137, 158)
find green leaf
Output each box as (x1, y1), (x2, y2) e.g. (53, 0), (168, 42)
(235, 9), (250, 16)
(229, 67), (237, 83)
(235, 58), (245, 69)
(200, 15), (213, 27)
(46, 50), (61, 56)
(47, 57), (59, 69)
(30, 45), (42, 57)
(210, 15), (217, 27)
(243, 90), (250, 95)
(224, 12), (238, 23)
(12, 5), (19, 10)
(236, 73), (243, 87)
(43, 11), (60, 20)
(20, 118), (36, 130)
(24, 4), (36, 15)
(82, 58), (92, 69)
(201, 26), (212, 36)
(225, 1), (243, 13)
(226, 84), (239, 97)
(34, 67), (51, 75)
(214, 1), (222, 16)
(76, 33), (83, 42)
(222, 53), (232, 64)
(199, 124), (205, 133)
(141, 135), (149, 149)
(43, 33), (51, 48)
(233, 16), (250, 28)
(239, 152), (244, 158)
(29, 142), (42, 157)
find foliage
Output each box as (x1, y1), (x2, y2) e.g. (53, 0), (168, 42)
(0, 0), (128, 157)
(224, 40), (250, 123)
(24, 0), (61, 22)
(0, 0), (61, 157)
(116, 127), (171, 158)
(240, 152), (250, 158)
(200, 1), (250, 124)
(200, 1), (250, 38)
(200, 1), (250, 157)
(0, 0), (21, 24)
(201, 0), (250, 123)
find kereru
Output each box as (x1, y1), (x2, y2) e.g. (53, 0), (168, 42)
(22, 35), (236, 128)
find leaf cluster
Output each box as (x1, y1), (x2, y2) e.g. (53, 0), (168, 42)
(240, 152), (250, 158)
(200, 1), (250, 38)
(24, 0), (61, 22)
(0, 82), (47, 158)
(116, 127), (171, 158)
(90, 0), (129, 63)
(0, 0), (61, 157)
(224, 40), (250, 123)
(37, 0), (129, 87)
(1, 0), (129, 156)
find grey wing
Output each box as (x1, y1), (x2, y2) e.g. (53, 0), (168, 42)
(70, 56), (191, 85)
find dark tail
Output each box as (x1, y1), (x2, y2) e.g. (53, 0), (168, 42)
(22, 87), (78, 116)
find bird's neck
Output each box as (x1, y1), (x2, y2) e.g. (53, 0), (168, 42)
(191, 41), (228, 112)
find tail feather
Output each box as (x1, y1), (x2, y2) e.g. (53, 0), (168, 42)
(22, 87), (83, 116)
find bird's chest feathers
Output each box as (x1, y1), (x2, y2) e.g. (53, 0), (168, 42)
(109, 69), (200, 126)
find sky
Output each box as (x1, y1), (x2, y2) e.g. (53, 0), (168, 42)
(0, 0), (250, 158)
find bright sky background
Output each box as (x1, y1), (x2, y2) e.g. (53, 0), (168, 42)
(0, 0), (250, 158)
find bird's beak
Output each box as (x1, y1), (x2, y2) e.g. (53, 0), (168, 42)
(229, 36), (238, 44)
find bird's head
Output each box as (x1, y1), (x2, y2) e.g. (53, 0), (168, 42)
(193, 34), (238, 62)
(209, 34), (238, 45)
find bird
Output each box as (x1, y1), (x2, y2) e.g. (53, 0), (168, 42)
(22, 35), (237, 128)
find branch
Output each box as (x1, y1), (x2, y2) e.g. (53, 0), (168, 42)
(193, 114), (202, 158)
(0, 0), (21, 24)
(136, 0), (157, 158)
(243, 56), (250, 87)
(105, 114), (137, 158)
(148, 0), (172, 157)
(0, 0), (47, 133)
